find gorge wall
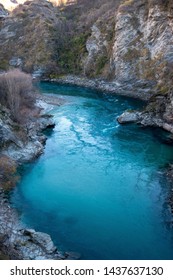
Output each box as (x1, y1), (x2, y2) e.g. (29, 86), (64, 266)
(0, 0), (173, 92)
(84, 0), (173, 93)
(0, 0), (173, 122)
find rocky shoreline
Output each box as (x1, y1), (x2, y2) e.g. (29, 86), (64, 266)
(117, 106), (173, 135)
(0, 94), (79, 260)
(0, 187), (65, 260)
(47, 75), (153, 101)
(0, 95), (59, 260)
(45, 75), (173, 135)
(0, 184), (80, 260)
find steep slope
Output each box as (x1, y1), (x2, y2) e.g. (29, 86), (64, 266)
(0, 0), (63, 75)
(84, 0), (173, 91)
(0, 0), (173, 96)
(0, 0), (119, 75)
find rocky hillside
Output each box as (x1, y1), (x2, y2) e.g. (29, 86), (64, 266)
(0, 1), (172, 89)
(0, 0), (116, 76)
(84, 0), (173, 92)
(0, 0), (64, 76)
(0, 0), (173, 95)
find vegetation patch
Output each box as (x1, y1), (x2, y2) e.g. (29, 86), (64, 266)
(0, 155), (19, 191)
(95, 55), (109, 75)
(123, 48), (140, 62)
(0, 69), (36, 123)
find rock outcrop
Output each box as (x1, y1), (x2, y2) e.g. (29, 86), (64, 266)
(117, 90), (173, 134)
(0, 100), (55, 162)
(0, 0), (62, 74)
(80, 0), (173, 132)
(83, 1), (173, 93)
(0, 188), (65, 259)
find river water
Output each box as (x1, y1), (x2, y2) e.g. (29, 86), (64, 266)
(11, 83), (173, 259)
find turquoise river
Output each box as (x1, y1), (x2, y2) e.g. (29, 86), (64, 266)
(11, 83), (173, 259)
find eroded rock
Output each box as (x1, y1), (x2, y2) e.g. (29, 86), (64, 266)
(117, 111), (142, 124)
(0, 188), (65, 259)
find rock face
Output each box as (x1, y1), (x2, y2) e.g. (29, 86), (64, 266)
(74, 0), (173, 132)
(112, 1), (173, 89)
(83, 0), (173, 92)
(84, 24), (110, 77)
(0, 189), (65, 260)
(117, 91), (173, 134)
(117, 111), (142, 124)
(0, 0), (62, 74)
(0, 102), (55, 162)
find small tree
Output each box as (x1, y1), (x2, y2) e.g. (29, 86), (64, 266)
(0, 69), (36, 123)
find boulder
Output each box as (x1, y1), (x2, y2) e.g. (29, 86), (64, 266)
(117, 111), (142, 124)
(25, 231), (57, 254)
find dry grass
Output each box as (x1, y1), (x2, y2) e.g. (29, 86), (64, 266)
(0, 155), (19, 191)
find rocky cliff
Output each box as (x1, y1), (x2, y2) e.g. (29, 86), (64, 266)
(0, 0), (173, 91)
(0, 0), (63, 75)
(84, 0), (173, 92)
(112, 0), (173, 131)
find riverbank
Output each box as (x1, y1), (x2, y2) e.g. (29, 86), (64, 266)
(45, 75), (173, 135)
(0, 94), (68, 260)
(47, 75), (153, 101)
(0, 92), (82, 260)
(0, 186), (65, 260)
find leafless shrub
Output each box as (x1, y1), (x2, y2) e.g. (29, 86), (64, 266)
(0, 69), (36, 123)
